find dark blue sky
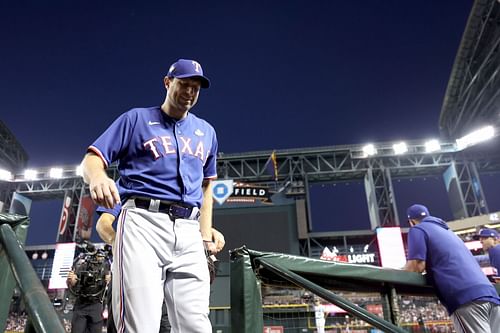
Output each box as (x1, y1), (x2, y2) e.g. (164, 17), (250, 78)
(1, 1), (484, 244)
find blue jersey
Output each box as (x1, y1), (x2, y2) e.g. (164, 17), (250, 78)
(407, 216), (500, 314)
(88, 107), (218, 207)
(488, 245), (500, 275)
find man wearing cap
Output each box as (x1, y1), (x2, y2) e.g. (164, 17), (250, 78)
(404, 204), (500, 333)
(478, 228), (500, 275)
(81, 59), (217, 332)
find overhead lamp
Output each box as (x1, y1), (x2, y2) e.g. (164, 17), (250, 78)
(456, 125), (495, 150)
(0, 169), (13, 181)
(424, 139), (440, 153)
(362, 144), (377, 157)
(76, 165), (83, 177)
(49, 168), (63, 179)
(392, 142), (408, 155)
(24, 169), (38, 180)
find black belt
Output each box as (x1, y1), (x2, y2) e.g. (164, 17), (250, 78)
(133, 198), (199, 220)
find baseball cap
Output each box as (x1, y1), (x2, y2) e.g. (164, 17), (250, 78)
(406, 204), (430, 220)
(167, 59), (210, 88)
(477, 228), (499, 238)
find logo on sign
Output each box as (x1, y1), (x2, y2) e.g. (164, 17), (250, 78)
(212, 180), (234, 205)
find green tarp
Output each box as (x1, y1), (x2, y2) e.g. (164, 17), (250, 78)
(0, 212), (30, 329)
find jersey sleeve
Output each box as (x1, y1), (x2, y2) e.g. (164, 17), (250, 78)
(96, 203), (122, 218)
(407, 227), (427, 261)
(87, 111), (135, 168)
(203, 129), (218, 180)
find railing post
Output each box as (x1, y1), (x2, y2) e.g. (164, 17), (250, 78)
(0, 213), (30, 330)
(0, 222), (65, 333)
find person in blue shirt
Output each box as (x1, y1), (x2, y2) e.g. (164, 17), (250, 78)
(404, 204), (500, 333)
(477, 228), (500, 276)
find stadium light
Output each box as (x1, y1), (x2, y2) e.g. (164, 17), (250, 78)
(0, 169), (13, 181)
(456, 125), (495, 150)
(362, 144), (377, 157)
(76, 165), (83, 177)
(24, 169), (38, 180)
(392, 142), (408, 155)
(424, 139), (441, 153)
(49, 167), (64, 179)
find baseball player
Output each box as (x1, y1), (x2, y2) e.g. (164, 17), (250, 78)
(404, 204), (500, 333)
(81, 59), (218, 333)
(477, 228), (500, 276)
(313, 299), (326, 333)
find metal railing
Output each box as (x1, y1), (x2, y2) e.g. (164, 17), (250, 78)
(0, 222), (65, 333)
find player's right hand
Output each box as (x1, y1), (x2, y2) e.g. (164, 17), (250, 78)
(89, 175), (120, 209)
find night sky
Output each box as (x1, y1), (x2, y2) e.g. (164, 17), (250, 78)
(2, 1), (489, 245)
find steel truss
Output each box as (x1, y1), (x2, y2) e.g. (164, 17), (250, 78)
(0, 121), (28, 172)
(440, 0), (500, 138)
(0, 140), (499, 243)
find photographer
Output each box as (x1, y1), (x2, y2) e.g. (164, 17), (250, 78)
(67, 241), (111, 333)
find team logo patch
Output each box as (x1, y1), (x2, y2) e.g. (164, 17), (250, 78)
(194, 129), (204, 136)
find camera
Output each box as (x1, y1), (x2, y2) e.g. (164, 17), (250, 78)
(69, 241), (111, 300)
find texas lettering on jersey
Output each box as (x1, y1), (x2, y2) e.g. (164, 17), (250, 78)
(88, 107), (218, 207)
(143, 135), (208, 162)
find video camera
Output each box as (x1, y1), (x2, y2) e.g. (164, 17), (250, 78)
(69, 241), (111, 299)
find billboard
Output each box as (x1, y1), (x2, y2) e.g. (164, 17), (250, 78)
(376, 227), (406, 269)
(48, 242), (76, 289)
(443, 163), (467, 219)
(76, 195), (95, 241)
(57, 194), (72, 242)
(9, 192), (32, 216)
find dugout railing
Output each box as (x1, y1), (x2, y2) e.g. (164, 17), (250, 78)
(0, 213), (65, 333)
(230, 247), (500, 333)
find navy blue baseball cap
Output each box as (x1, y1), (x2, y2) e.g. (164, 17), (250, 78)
(477, 228), (499, 238)
(407, 204), (430, 220)
(167, 59), (210, 88)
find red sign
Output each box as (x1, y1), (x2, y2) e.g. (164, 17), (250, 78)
(58, 195), (72, 236)
(77, 195), (95, 240)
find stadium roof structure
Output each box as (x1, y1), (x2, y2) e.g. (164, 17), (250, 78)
(0, 120), (28, 172)
(440, 0), (500, 139)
